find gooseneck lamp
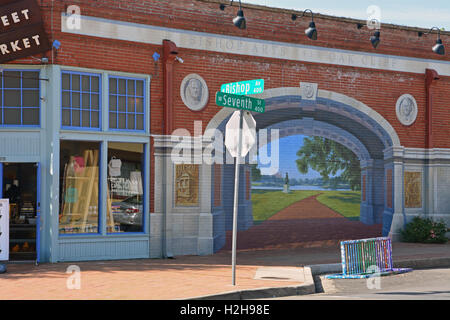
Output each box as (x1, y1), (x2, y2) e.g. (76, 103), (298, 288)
(419, 27), (445, 55)
(291, 9), (317, 40)
(220, 0), (246, 30)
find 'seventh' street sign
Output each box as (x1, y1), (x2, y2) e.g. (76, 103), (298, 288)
(216, 91), (265, 113)
(220, 79), (264, 95)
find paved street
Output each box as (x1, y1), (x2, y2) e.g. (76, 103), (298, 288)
(270, 268), (450, 300)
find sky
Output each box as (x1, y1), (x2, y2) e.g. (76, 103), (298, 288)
(242, 0), (450, 31)
(258, 134), (324, 179)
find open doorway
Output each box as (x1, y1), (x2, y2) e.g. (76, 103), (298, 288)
(1, 163), (38, 261)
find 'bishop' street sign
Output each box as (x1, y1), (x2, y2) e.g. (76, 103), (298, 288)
(220, 79), (264, 95)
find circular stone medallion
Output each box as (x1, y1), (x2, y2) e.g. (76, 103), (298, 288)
(180, 74), (209, 111)
(396, 94), (418, 126)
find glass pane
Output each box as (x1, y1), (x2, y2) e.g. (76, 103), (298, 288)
(82, 93), (90, 108)
(109, 95), (117, 111)
(91, 111), (99, 128)
(62, 73), (71, 90)
(118, 96), (126, 112)
(22, 108), (39, 125)
(82, 76), (90, 91)
(127, 97), (135, 113)
(22, 90), (39, 107)
(107, 142), (144, 233)
(72, 92), (80, 109)
(72, 74), (80, 91)
(59, 141), (100, 234)
(22, 71), (39, 89)
(136, 115), (144, 130)
(118, 79), (126, 95)
(109, 78), (117, 94)
(4, 108), (21, 124)
(136, 98), (143, 113)
(109, 112), (117, 129)
(118, 113), (126, 129)
(127, 80), (135, 95)
(136, 80), (144, 96)
(72, 110), (80, 127)
(3, 71), (20, 88)
(4, 90), (20, 107)
(127, 114), (135, 130)
(91, 76), (99, 92)
(62, 92), (70, 108)
(91, 94), (99, 110)
(62, 108), (71, 126)
(82, 110), (90, 127)
(0, 107), (2, 124)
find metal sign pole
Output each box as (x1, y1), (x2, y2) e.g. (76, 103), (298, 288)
(232, 109), (244, 286)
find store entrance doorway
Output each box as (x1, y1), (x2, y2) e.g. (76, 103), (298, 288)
(0, 163), (40, 262)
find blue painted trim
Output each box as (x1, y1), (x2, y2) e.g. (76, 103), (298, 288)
(61, 70), (102, 130)
(0, 163), (3, 198)
(36, 162), (41, 263)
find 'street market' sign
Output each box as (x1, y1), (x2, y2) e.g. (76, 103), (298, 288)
(0, 0), (51, 63)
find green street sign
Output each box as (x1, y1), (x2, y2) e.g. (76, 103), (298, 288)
(220, 79), (264, 95)
(216, 91), (265, 113)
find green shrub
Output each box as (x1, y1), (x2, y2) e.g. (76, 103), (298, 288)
(400, 216), (448, 244)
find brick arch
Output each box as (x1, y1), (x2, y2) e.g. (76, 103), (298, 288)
(205, 87), (401, 152)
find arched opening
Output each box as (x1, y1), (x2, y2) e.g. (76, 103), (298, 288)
(206, 88), (401, 252)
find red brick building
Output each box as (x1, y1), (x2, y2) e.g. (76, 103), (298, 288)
(0, 0), (449, 262)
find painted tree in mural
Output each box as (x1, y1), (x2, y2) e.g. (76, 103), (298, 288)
(296, 137), (361, 190)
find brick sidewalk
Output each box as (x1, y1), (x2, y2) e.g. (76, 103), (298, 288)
(221, 195), (382, 251)
(1, 242), (450, 300)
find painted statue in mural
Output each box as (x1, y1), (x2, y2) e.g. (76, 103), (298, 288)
(175, 164), (199, 206)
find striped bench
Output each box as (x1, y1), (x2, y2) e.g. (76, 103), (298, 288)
(325, 237), (412, 279)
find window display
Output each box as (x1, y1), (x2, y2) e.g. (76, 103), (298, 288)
(59, 141), (100, 234)
(107, 142), (144, 233)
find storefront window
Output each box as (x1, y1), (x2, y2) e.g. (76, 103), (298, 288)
(106, 142), (144, 233)
(0, 70), (40, 126)
(61, 71), (101, 129)
(59, 141), (100, 234)
(108, 77), (145, 131)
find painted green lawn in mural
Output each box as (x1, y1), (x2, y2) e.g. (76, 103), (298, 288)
(251, 190), (321, 224)
(316, 191), (361, 221)
(251, 190), (361, 224)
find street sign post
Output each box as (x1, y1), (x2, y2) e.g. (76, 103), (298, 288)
(216, 91), (265, 114)
(218, 80), (265, 286)
(220, 79), (264, 95)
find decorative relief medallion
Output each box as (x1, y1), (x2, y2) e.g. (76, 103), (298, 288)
(404, 171), (422, 208)
(180, 74), (209, 111)
(300, 82), (318, 101)
(396, 94), (418, 126)
(175, 164), (199, 207)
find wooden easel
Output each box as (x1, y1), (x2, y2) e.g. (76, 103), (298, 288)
(61, 149), (115, 232)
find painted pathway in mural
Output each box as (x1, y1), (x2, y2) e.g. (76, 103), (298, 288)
(220, 194), (382, 251)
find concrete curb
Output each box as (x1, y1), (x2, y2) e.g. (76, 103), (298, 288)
(187, 267), (315, 300)
(186, 257), (450, 300)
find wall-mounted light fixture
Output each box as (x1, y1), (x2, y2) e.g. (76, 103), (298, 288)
(291, 9), (317, 40)
(220, 0), (246, 30)
(356, 19), (381, 49)
(418, 27), (445, 55)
